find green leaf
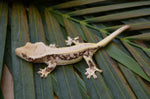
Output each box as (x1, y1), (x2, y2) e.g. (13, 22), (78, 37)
(103, 22), (150, 31)
(143, 49), (150, 58)
(51, 0), (106, 9)
(119, 65), (150, 99)
(11, 3), (35, 99)
(2, 1), (150, 99)
(125, 33), (150, 41)
(121, 41), (150, 58)
(63, 17), (86, 41)
(75, 74), (90, 99)
(122, 40), (150, 77)
(0, 2), (8, 80)
(106, 44), (150, 82)
(68, 1), (150, 16)
(84, 8), (150, 23)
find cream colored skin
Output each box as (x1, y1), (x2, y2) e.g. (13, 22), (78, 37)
(15, 25), (130, 79)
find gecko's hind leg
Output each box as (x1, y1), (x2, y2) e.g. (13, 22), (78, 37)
(37, 61), (56, 78)
(65, 36), (80, 45)
(83, 55), (102, 79)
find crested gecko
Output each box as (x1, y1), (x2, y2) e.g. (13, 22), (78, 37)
(15, 25), (130, 79)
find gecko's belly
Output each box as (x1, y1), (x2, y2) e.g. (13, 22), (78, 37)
(56, 56), (83, 65)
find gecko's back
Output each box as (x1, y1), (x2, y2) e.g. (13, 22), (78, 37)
(47, 43), (96, 54)
(15, 42), (97, 59)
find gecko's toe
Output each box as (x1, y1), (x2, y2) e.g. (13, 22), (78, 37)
(41, 74), (44, 78)
(87, 75), (91, 79)
(96, 68), (103, 73)
(74, 36), (79, 40)
(37, 71), (42, 74)
(39, 68), (43, 71)
(44, 74), (48, 78)
(85, 72), (88, 75)
(65, 37), (73, 45)
(43, 75), (47, 78)
(37, 68), (50, 78)
(93, 74), (97, 79)
(49, 44), (57, 48)
(65, 36), (80, 45)
(85, 67), (102, 79)
(65, 40), (72, 46)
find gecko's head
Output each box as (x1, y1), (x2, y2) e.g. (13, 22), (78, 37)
(15, 42), (37, 61)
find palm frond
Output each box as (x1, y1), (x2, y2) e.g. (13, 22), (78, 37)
(1, 0), (150, 99)
(68, 1), (150, 16)
(122, 41), (150, 77)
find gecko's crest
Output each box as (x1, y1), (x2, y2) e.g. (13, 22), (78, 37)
(15, 42), (47, 60)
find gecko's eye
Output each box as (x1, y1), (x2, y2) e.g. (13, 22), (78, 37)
(21, 53), (27, 58)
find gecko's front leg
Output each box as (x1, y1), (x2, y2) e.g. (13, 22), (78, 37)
(49, 44), (58, 48)
(37, 60), (56, 78)
(65, 36), (80, 45)
(83, 55), (102, 79)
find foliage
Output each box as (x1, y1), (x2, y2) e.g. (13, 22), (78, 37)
(0, 0), (150, 99)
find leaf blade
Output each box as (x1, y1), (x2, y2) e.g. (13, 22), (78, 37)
(122, 40), (150, 77)
(125, 33), (150, 41)
(103, 22), (150, 31)
(106, 44), (150, 82)
(11, 3), (35, 99)
(119, 64), (150, 99)
(84, 8), (150, 23)
(51, 0), (106, 9)
(0, 2), (8, 80)
(68, 1), (150, 16)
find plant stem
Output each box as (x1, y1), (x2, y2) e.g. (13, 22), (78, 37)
(121, 39), (149, 51)
(48, 8), (122, 39)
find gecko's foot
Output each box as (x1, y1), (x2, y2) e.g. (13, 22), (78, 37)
(49, 44), (58, 48)
(85, 67), (103, 79)
(37, 67), (51, 78)
(65, 36), (79, 45)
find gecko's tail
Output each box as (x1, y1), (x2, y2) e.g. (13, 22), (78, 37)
(96, 25), (130, 47)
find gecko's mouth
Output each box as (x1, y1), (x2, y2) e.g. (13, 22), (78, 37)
(15, 47), (33, 62)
